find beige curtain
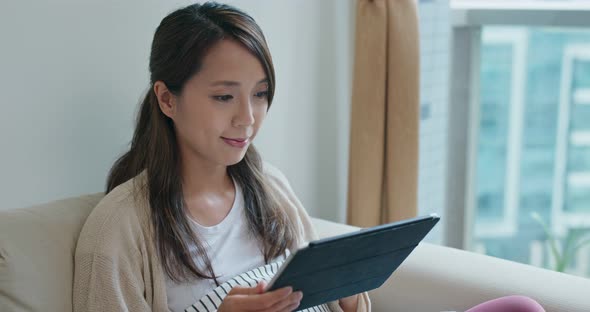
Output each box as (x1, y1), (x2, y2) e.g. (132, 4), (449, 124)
(347, 0), (420, 227)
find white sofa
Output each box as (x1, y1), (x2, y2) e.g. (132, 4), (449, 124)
(1, 194), (589, 311)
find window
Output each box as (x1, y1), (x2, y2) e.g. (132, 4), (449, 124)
(448, 1), (590, 278)
(474, 26), (590, 276)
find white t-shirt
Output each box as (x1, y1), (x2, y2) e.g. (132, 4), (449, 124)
(165, 181), (288, 312)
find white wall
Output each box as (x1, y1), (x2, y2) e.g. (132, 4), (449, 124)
(0, 0), (451, 238)
(0, 0), (355, 222)
(229, 1), (355, 222)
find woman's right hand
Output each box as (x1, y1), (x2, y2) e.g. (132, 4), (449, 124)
(217, 281), (303, 312)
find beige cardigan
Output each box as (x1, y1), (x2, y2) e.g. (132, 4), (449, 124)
(73, 165), (370, 312)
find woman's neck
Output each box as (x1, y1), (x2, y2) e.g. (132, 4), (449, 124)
(179, 152), (236, 225)
(180, 155), (233, 198)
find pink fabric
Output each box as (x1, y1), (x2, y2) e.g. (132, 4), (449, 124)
(466, 296), (545, 312)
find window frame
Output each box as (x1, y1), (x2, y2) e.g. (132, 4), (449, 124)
(474, 28), (528, 239)
(552, 44), (590, 236)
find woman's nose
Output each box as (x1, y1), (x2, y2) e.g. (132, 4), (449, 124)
(232, 99), (255, 127)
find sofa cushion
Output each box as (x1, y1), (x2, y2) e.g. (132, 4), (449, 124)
(0, 193), (103, 312)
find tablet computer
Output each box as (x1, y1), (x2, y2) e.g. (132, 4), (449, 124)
(265, 214), (440, 310)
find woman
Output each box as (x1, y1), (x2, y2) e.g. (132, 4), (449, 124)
(73, 2), (545, 312)
(73, 2), (366, 311)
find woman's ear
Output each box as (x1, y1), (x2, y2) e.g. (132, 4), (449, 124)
(153, 81), (176, 119)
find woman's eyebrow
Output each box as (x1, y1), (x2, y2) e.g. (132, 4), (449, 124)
(209, 78), (268, 87)
(210, 80), (240, 87)
(257, 78), (269, 85)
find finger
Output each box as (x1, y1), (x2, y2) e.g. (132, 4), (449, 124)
(257, 280), (268, 293)
(264, 291), (303, 312)
(236, 286), (293, 310)
(257, 286), (294, 303)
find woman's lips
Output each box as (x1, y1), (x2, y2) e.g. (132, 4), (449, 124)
(221, 137), (249, 148)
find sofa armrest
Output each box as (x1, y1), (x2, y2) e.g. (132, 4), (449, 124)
(311, 218), (590, 312)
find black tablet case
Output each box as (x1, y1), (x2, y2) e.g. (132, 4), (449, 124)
(267, 215), (439, 310)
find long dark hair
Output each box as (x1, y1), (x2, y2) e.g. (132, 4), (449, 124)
(105, 2), (296, 284)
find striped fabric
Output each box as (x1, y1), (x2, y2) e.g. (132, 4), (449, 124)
(185, 260), (331, 312)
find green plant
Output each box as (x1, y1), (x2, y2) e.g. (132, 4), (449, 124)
(531, 212), (590, 272)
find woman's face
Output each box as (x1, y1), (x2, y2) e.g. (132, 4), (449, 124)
(163, 39), (270, 167)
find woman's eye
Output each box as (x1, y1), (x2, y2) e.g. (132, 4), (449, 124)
(254, 91), (269, 98)
(213, 95), (233, 102)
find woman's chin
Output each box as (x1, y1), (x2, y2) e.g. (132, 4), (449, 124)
(224, 153), (247, 166)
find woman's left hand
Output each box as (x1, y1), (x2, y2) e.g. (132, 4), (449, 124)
(338, 294), (359, 312)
